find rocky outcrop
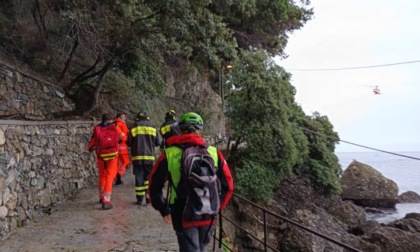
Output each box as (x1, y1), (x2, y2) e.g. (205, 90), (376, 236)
(340, 160), (398, 208)
(398, 191), (420, 203)
(387, 213), (420, 233)
(362, 222), (420, 252)
(229, 175), (420, 252)
(164, 65), (224, 136)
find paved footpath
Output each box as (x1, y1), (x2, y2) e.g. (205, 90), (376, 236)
(0, 173), (179, 252)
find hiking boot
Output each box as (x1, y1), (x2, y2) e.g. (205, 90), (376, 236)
(99, 199), (103, 204)
(102, 203), (113, 210)
(136, 196), (143, 205)
(115, 174), (123, 185)
(146, 197), (150, 204)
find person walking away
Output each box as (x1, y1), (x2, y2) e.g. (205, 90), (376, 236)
(115, 112), (130, 185)
(148, 112), (234, 252)
(127, 112), (162, 205)
(88, 113), (125, 210)
(160, 109), (178, 150)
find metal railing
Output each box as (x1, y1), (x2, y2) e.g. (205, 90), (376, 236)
(213, 193), (362, 252)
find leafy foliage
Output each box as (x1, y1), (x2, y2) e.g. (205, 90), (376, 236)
(298, 112), (342, 196)
(226, 50), (341, 200)
(226, 50), (300, 199)
(235, 160), (277, 201)
(209, 0), (313, 56)
(0, 0), (343, 202)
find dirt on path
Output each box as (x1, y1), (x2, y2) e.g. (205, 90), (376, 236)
(0, 173), (179, 252)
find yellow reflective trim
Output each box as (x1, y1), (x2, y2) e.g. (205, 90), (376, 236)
(100, 151), (118, 161)
(100, 152), (119, 157)
(136, 192), (145, 196)
(131, 126), (157, 137)
(138, 186), (148, 190)
(144, 180), (149, 185)
(161, 124), (171, 135)
(131, 156), (155, 161)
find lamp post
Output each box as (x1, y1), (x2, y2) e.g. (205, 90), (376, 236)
(219, 64), (232, 112)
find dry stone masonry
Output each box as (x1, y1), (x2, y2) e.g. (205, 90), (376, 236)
(0, 61), (97, 238)
(0, 61), (74, 120)
(0, 120), (97, 238)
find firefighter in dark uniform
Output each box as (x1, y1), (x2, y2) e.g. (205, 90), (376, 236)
(159, 109), (178, 150)
(127, 112), (162, 205)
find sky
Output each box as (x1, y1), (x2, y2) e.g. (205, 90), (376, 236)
(276, 0), (420, 153)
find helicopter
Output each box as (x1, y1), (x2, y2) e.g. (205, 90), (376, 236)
(364, 85), (381, 95)
(372, 86), (381, 95)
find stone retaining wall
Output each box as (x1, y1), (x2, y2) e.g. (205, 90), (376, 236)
(0, 61), (74, 120)
(0, 120), (97, 238)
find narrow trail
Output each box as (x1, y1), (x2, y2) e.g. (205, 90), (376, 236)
(0, 172), (178, 252)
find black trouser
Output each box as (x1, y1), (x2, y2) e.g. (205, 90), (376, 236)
(176, 225), (216, 252)
(133, 163), (153, 202)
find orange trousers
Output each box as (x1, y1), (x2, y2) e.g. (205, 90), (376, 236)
(97, 157), (118, 204)
(117, 152), (130, 176)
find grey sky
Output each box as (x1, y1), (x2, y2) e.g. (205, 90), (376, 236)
(277, 0), (420, 152)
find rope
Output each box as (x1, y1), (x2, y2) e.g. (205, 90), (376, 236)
(297, 126), (420, 161)
(286, 60), (420, 71)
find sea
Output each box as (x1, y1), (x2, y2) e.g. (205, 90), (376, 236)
(336, 151), (420, 224)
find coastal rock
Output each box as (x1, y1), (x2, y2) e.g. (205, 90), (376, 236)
(386, 217), (420, 233)
(405, 213), (420, 221)
(365, 207), (387, 214)
(364, 224), (420, 251)
(340, 160), (398, 208)
(398, 191), (420, 203)
(231, 175), (420, 252)
(328, 200), (366, 229)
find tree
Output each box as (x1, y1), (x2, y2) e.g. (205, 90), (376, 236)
(209, 0), (313, 56)
(1, 0), (238, 116)
(297, 112), (342, 196)
(226, 50), (302, 200)
(226, 50), (341, 201)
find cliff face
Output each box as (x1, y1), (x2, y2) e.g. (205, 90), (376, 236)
(163, 65), (224, 136)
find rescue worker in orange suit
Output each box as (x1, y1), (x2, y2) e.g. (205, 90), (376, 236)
(148, 112), (234, 251)
(127, 112), (162, 205)
(115, 112), (130, 185)
(88, 113), (126, 210)
(159, 109), (178, 150)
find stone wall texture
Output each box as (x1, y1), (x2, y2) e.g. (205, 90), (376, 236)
(0, 60), (74, 120)
(0, 120), (97, 238)
(0, 62), (97, 238)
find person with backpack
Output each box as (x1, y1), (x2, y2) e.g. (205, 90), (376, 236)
(148, 112), (234, 252)
(115, 112), (130, 185)
(127, 112), (162, 205)
(159, 109), (178, 150)
(88, 113), (126, 210)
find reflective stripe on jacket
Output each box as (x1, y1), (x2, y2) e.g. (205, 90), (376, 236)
(128, 120), (162, 165)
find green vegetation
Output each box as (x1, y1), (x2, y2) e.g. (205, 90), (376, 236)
(0, 1), (342, 201)
(226, 50), (341, 200)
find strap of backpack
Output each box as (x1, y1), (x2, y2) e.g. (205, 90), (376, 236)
(165, 175), (172, 213)
(218, 208), (223, 249)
